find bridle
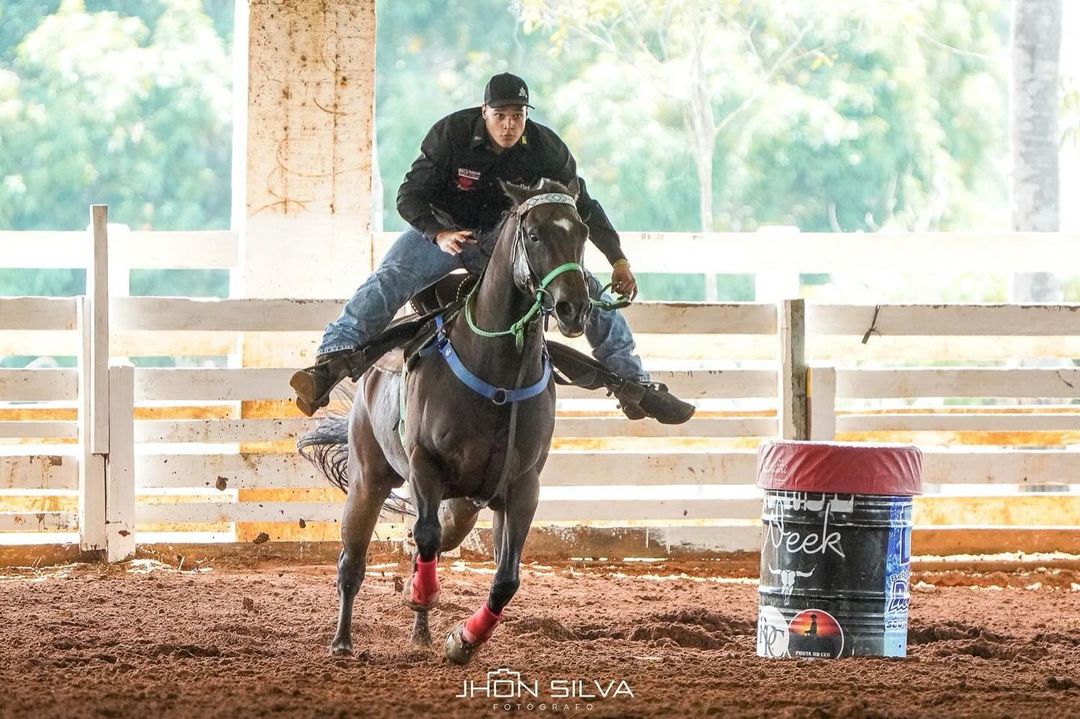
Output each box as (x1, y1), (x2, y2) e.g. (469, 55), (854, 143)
(411, 190), (590, 412)
(509, 192), (585, 299)
(465, 191), (587, 351)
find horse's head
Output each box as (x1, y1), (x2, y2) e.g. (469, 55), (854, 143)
(499, 178), (591, 337)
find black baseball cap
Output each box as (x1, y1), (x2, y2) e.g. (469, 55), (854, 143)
(484, 73), (534, 109)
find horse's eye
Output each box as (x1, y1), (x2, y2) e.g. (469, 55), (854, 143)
(528, 232), (540, 243)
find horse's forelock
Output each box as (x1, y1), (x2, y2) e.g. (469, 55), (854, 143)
(516, 178), (569, 197)
(534, 178), (569, 195)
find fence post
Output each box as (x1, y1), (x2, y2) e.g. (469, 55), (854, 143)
(77, 295), (106, 551)
(778, 299), (808, 440)
(77, 204), (112, 552)
(808, 365), (837, 441)
(89, 205), (110, 454)
(106, 362), (136, 562)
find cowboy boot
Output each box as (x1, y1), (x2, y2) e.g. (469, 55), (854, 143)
(290, 349), (359, 417)
(638, 383), (696, 424)
(291, 315), (442, 416)
(614, 380), (695, 425)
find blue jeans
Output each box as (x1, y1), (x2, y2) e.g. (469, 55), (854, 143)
(318, 227), (647, 380)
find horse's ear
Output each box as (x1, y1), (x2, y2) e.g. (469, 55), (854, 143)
(499, 178), (528, 208)
(567, 177), (581, 200)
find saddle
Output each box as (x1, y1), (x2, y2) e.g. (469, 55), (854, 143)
(370, 273), (476, 375)
(366, 275), (461, 373)
(410, 272), (477, 317)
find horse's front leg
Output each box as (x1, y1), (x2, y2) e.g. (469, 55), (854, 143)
(439, 497), (482, 553)
(445, 471), (539, 665)
(332, 466), (395, 656)
(407, 498), (483, 646)
(403, 450), (445, 645)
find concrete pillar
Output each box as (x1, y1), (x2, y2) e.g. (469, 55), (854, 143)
(239, 0), (375, 317)
(234, 1), (376, 543)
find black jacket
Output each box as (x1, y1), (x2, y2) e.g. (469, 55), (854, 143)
(396, 107), (625, 264)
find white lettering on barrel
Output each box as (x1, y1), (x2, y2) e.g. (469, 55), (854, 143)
(765, 492), (856, 515)
(768, 501), (846, 558)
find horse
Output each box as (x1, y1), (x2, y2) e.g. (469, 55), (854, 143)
(299, 178), (592, 664)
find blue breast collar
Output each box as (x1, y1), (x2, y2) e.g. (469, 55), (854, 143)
(420, 314), (551, 405)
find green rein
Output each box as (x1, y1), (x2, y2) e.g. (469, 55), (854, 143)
(465, 261), (583, 350)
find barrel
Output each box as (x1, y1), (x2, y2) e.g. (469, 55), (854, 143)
(755, 440), (922, 659)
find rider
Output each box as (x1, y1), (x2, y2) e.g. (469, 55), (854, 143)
(291, 72), (694, 424)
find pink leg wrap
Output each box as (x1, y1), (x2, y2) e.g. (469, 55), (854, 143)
(410, 556), (439, 606)
(462, 604), (502, 644)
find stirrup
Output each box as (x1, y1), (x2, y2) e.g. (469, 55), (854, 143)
(612, 379), (647, 420)
(290, 349), (365, 417)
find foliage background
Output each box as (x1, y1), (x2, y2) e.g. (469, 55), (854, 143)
(1, 0), (1074, 307)
(375, 0), (1011, 237)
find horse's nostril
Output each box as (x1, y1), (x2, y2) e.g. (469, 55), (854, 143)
(555, 301), (577, 320)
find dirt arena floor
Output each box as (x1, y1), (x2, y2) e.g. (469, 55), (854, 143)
(0, 557), (1078, 719)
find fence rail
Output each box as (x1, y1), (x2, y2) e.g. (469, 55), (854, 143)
(2, 211), (1080, 561)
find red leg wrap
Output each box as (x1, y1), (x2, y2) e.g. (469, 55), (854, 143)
(410, 556), (439, 606)
(462, 604), (502, 644)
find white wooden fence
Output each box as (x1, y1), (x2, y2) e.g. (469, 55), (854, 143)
(2, 208), (1079, 561)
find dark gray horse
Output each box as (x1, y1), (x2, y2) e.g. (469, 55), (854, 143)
(299, 178), (591, 664)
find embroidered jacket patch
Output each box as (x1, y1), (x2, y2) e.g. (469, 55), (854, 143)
(455, 168), (481, 190)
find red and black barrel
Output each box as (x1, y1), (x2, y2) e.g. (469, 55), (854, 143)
(755, 440), (923, 659)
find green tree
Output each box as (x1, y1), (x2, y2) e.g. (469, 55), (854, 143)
(518, 0), (1008, 234)
(374, 0), (548, 231)
(0, 0), (233, 232)
(373, 0), (731, 296)
(1010, 0), (1061, 302)
(0, 0), (233, 299)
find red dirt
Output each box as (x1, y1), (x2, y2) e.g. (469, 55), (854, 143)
(0, 559), (1078, 718)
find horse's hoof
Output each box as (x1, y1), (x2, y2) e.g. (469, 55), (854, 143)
(330, 639), (352, 656)
(444, 622), (481, 665)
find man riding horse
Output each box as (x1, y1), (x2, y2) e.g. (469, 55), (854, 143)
(291, 73), (694, 425)
(303, 177), (612, 662)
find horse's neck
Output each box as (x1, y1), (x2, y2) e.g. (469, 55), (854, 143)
(472, 222), (530, 328)
(451, 220), (544, 382)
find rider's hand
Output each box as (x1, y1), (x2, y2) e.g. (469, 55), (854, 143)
(435, 229), (476, 256)
(611, 261), (638, 300)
